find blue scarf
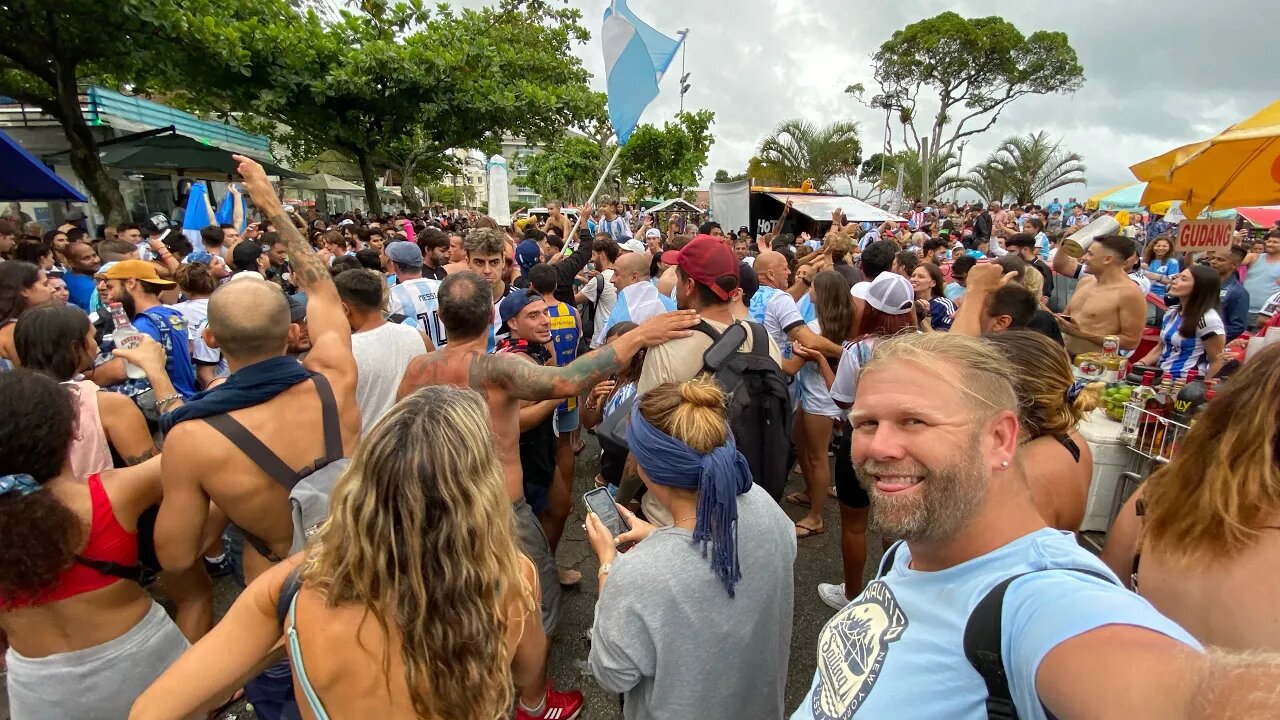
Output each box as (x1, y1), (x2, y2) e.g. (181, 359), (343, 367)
(627, 405), (754, 597)
(159, 355), (311, 434)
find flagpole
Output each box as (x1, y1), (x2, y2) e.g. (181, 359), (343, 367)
(566, 145), (623, 245)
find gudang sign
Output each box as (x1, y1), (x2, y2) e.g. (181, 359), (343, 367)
(1175, 219), (1235, 252)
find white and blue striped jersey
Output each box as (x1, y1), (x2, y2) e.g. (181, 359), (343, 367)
(389, 277), (447, 348)
(1157, 307), (1223, 380)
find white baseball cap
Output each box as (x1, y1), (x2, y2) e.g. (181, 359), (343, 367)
(850, 273), (914, 315)
(619, 239), (647, 254)
(645, 228), (662, 239)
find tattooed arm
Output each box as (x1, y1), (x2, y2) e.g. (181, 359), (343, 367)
(482, 310), (700, 401)
(233, 155), (353, 382)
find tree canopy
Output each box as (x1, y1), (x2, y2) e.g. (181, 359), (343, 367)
(616, 110), (716, 201)
(965, 131), (1086, 205)
(847, 12), (1084, 182)
(753, 119), (863, 192)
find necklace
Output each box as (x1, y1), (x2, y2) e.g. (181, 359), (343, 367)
(671, 515), (697, 528)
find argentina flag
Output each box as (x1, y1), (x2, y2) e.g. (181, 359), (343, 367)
(181, 181), (215, 246)
(602, 0), (685, 144)
(596, 280), (678, 346)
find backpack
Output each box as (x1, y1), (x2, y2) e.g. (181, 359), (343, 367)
(205, 373), (349, 560)
(695, 320), (793, 500)
(878, 543), (1117, 720)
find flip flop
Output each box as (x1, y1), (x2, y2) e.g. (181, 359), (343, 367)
(210, 688), (245, 718)
(795, 523), (825, 539)
(785, 492), (812, 508)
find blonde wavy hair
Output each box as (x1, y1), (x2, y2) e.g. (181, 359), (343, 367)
(638, 376), (730, 453)
(1143, 344), (1280, 565)
(983, 331), (1102, 440)
(301, 386), (533, 719)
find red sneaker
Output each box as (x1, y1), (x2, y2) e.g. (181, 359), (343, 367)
(514, 684), (584, 720)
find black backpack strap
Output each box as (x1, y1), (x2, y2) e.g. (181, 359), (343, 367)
(963, 567), (1117, 720)
(204, 413), (298, 488)
(746, 321), (770, 358)
(276, 566), (304, 628)
(75, 555), (148, 584)
(693, 319), (723, 342)
(309, 373), (344, 463)
(877, 540), (904, 577)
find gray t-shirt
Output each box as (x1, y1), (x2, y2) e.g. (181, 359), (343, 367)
(351, 321), (426, 432)
(589, 484), (797, 720)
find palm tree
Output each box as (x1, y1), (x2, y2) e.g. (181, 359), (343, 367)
(876, 149), (963, 203)
(977, 132), (1086, 205)
(960, 163), (1010, 205)
(754, 119), (862, 191)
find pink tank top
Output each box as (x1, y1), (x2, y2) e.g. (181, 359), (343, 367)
(65, 379), (113, 479)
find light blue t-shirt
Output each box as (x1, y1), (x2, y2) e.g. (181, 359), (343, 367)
(791, 528), (1199, 720)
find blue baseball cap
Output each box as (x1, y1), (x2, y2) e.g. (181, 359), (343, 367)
(385, 241), (422, 268)
(498, 288), (543, 323)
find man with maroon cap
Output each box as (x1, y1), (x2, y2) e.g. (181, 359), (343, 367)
(638, 235), (782, 396)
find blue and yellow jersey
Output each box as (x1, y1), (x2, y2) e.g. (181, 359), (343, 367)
(547, 301), (581, 412)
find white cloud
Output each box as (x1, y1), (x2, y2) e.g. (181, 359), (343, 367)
(451, 0), (1280, 199)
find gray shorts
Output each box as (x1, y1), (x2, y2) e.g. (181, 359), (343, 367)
(514, 498), (561, 636)
(7, 601), (189, 719)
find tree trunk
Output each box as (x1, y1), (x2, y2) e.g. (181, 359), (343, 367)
(400, 166), (422, 215)
(355, 149), (382, 216)
(53, 64), (126, 226)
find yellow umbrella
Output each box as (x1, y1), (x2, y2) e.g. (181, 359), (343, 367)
(1132, 99), (1280, 218)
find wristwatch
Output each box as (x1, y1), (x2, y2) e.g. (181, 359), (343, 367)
(598, 562), (613, 577)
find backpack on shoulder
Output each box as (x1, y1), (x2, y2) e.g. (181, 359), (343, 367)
(877, 543), (1117, 720)
(205, 373), (349, 558)
(695, 321), (792, 500)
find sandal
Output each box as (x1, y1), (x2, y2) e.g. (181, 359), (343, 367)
(785, 492), (812, 508)
(795, 523), (825, 539)
(209, 688), (245, 719)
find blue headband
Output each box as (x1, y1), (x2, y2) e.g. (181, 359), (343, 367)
(1066, 379), (1087, 404)
(627, 403), (754, 597)
(0, 474), (40, 497)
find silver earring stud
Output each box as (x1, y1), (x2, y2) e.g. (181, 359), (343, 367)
(1000, 461), (1009, 468)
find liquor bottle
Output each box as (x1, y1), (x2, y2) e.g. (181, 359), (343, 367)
(1099, 335), (1123, 383)
(1171, 371), (1207, 426)
(108, 303), (148, 380)
(1121, 371), (1155, 443)
(1145, 378), (1174, 454)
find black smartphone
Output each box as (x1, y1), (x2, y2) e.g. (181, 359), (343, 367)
(584, 487), (629, 538)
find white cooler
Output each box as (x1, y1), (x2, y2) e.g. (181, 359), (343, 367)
(1078, 409), (1130, 532)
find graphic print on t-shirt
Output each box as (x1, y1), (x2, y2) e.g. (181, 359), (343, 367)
(812, 580), (908, 719)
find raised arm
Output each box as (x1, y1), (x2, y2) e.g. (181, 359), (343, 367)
(490, 310), (698, 400)
(229, 184), (245, 233)
(154, 427), (212, 572)
(233, 155), (354, 381)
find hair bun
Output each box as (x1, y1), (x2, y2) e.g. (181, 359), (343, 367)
(679, 377), (725, 409)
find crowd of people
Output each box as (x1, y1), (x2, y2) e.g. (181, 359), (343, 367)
(1, 164), (1279, 720)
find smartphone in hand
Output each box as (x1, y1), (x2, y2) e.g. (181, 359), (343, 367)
(584, 487), (629, 538)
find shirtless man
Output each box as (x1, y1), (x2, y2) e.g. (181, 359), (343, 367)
(442, 230), (468, 275)
(395, 272), (695, 634)
(1051, 234), (1147, 357)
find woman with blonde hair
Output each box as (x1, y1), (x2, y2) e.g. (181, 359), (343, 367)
(131, 386), (551, 720)
(983, 331), (1101, 531)
(1103, 343), (1280, 651)
(585, 378), (796, 720)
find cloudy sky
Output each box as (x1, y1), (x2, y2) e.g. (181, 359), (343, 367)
(451, 0), (1276, 200)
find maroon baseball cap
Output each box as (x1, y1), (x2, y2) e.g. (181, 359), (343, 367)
(660, 234), (740, 301)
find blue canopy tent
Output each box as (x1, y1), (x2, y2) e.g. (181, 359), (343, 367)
(0, 129), (87, 202)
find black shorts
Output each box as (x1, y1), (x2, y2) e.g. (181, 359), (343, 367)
(833, 425), (869, 509)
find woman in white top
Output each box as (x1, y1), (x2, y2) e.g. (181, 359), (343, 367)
(1136, 265), (1226, 381)
(783, 271), (855, 538)
(169, 262), (224, 389)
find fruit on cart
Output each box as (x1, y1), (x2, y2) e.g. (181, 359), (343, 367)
(1098, 382), (1135, 422)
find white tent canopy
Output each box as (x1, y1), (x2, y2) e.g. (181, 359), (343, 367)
(283, 173), (363, 192)
(766, 193), (906, 224)
(646, 198), (700, 214)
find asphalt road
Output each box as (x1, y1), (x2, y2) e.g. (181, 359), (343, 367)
(0, 435), (879, 720)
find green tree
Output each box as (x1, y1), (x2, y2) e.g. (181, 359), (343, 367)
(714, 169), (748, 183)
(754, 119), (862, 191)
(617, 110), (716, 200)
(970, 131), (1086, 205)
(960, 163), (1010, 205)
(847, 12), (1083, 185)
(877, 149), (963, 203)
(181, 0), (597, 214)
(521, 135), (610, 205)
(0, 0), (300, 223)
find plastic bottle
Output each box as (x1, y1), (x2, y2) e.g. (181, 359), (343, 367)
(108, 303), (148, 380)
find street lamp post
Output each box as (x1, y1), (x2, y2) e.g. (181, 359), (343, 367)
(953, 141), (966, 205)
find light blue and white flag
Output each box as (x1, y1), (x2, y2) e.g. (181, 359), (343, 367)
(602, 0), (684, 144)
(215, 183), (246, 232)
(181, 181), (214, 246)
(597, 280), (678, 345)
